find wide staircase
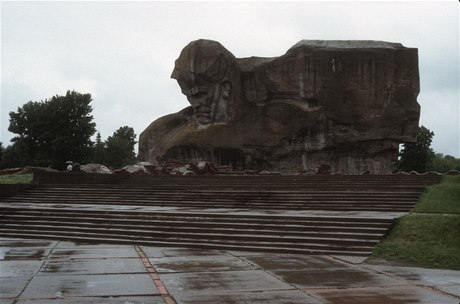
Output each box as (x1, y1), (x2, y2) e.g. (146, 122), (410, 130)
(0, 174), (441, 256)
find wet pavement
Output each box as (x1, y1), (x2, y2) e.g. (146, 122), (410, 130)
(1, 237), (459, 304)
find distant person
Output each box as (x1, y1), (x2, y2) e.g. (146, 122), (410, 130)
(72, 163), (81, 172)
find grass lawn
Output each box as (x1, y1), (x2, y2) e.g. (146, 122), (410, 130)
(0, 173), (33, 184)
(370, 176), (460, 269)
(414, 175), (460, 214)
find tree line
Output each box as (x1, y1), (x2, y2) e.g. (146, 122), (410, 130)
(0, 90), (459, 172)
(396, 125), (460, 173)
(0, 91), (137, 170)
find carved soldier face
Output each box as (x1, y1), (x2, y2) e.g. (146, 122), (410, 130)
(171, 40), (238, 127)
(179, 79), (232, 126)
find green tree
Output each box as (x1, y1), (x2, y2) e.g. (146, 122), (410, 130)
(428, 153), (460, 172)
(105, 126), (137, 168)
(89, 132), (107, 165)
(0, 142), (32, 169)
(8, 90), (96, 169)
(396, 125), (435, 173)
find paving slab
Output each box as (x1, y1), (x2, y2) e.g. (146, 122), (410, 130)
(364, 264), (460, 285)
(14, 296), (165, 304)
(173, 290), (324, 304)
(306, 285), (460, 304)
(331, 255), (368, 264)
(242, 254), (404, 289)
(272, 268), (402, 289)
(142, 246), (226, 258)
(55, 242), (132, 249)
(225, 250), (267, 257)
(244, 254), (348, 270)
(0, 260), (43, 278)
(0, 239), (57, 248)
(0, 277), (30, 298)
(21, 273), (158, 298)
(150, 254), (255, 273)
(40, 258), (146, 275)
(49, 247), (139, 259)
(0, 247), (52, 260)
(160, 270), (294, 296)
(434, 285), (460, 298)
(2, 237), (459, 304)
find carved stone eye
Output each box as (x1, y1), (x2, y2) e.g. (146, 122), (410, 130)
(192, 92), (207, 99)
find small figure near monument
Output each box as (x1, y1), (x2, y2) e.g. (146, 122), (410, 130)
(65, 161), (81, 172)
(139, 39), (421, 174)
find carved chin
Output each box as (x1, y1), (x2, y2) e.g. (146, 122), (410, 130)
(194, 112), (212, 125)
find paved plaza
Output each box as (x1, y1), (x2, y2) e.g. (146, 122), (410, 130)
(1, 237), (459, 304)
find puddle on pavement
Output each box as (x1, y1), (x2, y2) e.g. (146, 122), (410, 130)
(43, 261), (63, 273)
(0, 241), (54, 247)
(313, 287), (449, 304)
(1, 248), (46, 260)
(162, 248), (224, 257)
(49, 249), (77, 259)
(245, 254), (346, 270)
(153, 257), (251, 273)
(274, 268), (379, 288)
(142, 247), (224, 258)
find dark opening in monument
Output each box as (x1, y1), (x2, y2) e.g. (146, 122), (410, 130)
(213, 148), (245, 168)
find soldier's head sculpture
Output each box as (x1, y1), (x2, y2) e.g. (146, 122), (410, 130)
(171, 40), (240, 126)
(140, 39), (420, 174)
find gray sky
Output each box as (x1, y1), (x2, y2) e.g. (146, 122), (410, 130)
(1, 1), (459, 157)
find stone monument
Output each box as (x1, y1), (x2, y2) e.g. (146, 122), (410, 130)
(139, 39), (420, 174)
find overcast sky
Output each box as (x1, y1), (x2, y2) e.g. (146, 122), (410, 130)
(1, 1), (459, 157)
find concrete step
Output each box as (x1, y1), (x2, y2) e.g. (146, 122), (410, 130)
(0, 231), (373, 256)
(0, 207), (394, 226)
(0, 217), (386, 239)
(3, 197), (416, 208)
(13, 188), (423, 198)
(0, 174), (440, 255)
(0, 223), (381, 246)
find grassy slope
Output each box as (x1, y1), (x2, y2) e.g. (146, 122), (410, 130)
(413, 175), (460, 214)
(0, 173), (33, 184)
(370, 176), (460, 269)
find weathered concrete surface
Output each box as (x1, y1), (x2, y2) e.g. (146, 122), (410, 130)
(173, 290), (323, 304)
(306, 286), (458, 304)
(0, 239), (56, 261)
(21, 273), (158, 298)
(40, 258), (146, 275)
(0, 277), (31, 298)
(139, 39), (420, 174)
(13, 297), (165, 304)
(0, 239), (162, 303)
(0, 260), (43, 278)
(244, 254), (401, 289)
(0, 247), (52, 260)
(48, 247), (139, 259)
(148, 255), (257, 273)
(364, 264), (460, 299)
(159, 270), (294, 295)
(2, 237), (459, 304)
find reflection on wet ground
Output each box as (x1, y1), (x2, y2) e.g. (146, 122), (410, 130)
(1, 237), (459, 304)
(306, 285), (459, 304)
(0, 241), (55, 247)
(1, 248), (47, 260)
